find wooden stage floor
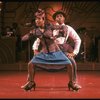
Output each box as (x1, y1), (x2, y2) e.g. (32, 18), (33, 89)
(0, 70), (100, 99)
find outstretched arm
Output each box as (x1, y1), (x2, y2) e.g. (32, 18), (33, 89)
(21, 34), (30, 41)
(21, 29), (35, 41)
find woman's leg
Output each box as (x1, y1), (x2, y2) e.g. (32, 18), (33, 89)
(21, 61), (36, 91)
(27, 61), (35, 82)
(67, 63), (73, 82)
(67, 62), (82, 91)
(68, 57), (77, 82)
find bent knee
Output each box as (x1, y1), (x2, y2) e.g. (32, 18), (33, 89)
(28, 61), (33, 67)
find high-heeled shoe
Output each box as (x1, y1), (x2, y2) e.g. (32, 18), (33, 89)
(68, 81), (82, 91)
(21, 81), (36, 91)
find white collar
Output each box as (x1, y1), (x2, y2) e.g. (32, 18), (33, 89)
(56, 23), (65, 26)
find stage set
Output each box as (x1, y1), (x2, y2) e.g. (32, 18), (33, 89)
(0, 1), (100, 99)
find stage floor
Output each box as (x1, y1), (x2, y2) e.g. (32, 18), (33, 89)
(0, 70), (100, 99)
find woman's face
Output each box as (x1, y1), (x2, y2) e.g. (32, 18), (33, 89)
(35, 17), (45, 27)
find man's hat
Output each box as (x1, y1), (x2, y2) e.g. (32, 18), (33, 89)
(52, 10), (66, 20)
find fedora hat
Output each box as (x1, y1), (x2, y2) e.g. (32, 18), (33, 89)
(52, 10), (66, 20)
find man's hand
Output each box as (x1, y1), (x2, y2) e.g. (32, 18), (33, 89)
(67, 52), (76, 58)
(34, 50), (39, 56)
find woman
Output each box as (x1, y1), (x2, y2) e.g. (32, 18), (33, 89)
(21, 8), (80, 91)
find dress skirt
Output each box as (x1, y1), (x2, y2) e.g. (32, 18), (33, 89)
(31, 50), (71, 70)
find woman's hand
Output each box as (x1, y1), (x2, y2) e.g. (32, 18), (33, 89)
(21, 34), (30, 41)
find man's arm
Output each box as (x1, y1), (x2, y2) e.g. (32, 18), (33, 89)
(66, 25), (81, 56)
(32, 38), (40, 55)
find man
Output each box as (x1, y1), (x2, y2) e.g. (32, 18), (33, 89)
(32, 10), (82, 90)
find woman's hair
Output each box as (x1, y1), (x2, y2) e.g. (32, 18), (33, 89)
(34, 8), (45, 20)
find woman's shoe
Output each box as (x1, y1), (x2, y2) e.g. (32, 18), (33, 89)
(21, 81), (36, 91)
(68, 81), (82, 91)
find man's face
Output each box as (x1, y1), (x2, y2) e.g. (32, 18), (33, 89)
(55, 14), (65, 24)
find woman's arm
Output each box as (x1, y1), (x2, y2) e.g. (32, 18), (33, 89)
(21, 29), (35, 41)
(21, 34), (30, 41)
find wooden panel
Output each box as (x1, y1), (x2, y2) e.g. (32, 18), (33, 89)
(0, 37), (16, 64)
(98, 40), (100, 62)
